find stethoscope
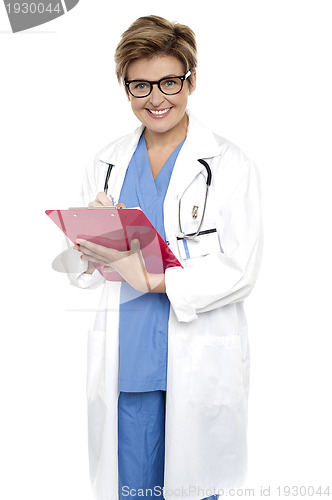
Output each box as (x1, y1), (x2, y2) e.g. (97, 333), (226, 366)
(102, 158), (212, 242)
(177, 158), (212, 241)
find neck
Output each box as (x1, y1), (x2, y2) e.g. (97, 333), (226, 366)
(144, 113), (188, 150)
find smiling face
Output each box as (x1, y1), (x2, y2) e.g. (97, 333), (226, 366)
(125, 55), (196, 141)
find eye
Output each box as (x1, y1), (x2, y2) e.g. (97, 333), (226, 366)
(162, 79), (177, 88)
(134, 82), (149, 90)
(160, 78), (182, 93)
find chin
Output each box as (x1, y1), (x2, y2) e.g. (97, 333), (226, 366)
(146, 116), (183, 135)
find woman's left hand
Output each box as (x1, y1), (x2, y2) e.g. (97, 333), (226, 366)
(74, 238), (165, 293)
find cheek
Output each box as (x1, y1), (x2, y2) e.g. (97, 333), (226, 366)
(130, 98), (145, 113)
(129, 101), (141, 116)
(173, 95), (189, 110)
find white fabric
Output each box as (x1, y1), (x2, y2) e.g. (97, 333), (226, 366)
(68, 112), (263, 500)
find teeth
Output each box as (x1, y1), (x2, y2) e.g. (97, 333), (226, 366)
(148, 108), (170, 115)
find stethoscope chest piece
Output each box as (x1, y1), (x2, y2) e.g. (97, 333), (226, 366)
(192, 205), (199, 219)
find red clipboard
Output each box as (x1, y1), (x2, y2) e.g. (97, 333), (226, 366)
(46, 207), (182, 281)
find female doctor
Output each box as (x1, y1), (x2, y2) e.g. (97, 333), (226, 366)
(70, 15), (263, 500)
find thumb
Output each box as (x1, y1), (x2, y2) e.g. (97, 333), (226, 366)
(130, 239), (140, 253)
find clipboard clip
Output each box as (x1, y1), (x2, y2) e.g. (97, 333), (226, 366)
(68, 206), (123, 210)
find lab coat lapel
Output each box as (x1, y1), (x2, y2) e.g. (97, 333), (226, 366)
(164, 146), (203, 226)
(167, 112), (222, 201)
(98, 124), (145, 204)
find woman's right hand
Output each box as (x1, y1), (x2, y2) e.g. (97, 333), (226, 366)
(88, 192), (114, 208)
(73, 192), (112, 273)
(88, 192), (126, 209)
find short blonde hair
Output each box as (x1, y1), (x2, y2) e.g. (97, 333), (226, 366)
(114, 15), (197, 84)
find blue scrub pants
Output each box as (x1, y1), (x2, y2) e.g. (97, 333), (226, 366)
(118, 391), (218, 500)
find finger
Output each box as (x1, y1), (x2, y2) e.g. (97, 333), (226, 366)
(130, 239), (146, 272)
(76, 239), (108, 257)
(76, 238), (125, 263)
(95, 192), (113, 207)
(115, 202), (126, 209)
(88, 200), (104, 207)
(76, 240), (109, 262)
(79, 246), (110, 264)
(130, 239), (141, 253)
(79, 245), (125, 267)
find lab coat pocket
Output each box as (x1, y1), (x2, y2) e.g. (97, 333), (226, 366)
(86, 329), (106, 401)
(178, 229), (221, 260)
(191, 334), (244, 406)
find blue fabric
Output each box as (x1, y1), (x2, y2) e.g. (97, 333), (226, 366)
(118, 391), (166, 499)
(118, 391), (219, 500)
(118, 133), (185, 392)
(182, 238), (190, 259)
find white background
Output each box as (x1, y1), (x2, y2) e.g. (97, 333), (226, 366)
(1, 0), (332, 498)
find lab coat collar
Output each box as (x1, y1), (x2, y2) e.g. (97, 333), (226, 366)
(184, 109), (226, 160)
(169, 111), (227, 201)
(97, 110), (226, 202)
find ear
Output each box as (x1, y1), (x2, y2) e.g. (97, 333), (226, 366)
(123, 82), (131, 101)
(189, 71), (197, 95)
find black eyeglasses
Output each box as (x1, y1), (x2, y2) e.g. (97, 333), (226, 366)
(125, 71), (191, 98)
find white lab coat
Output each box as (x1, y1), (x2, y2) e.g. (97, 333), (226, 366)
(69, 111), (263, 500)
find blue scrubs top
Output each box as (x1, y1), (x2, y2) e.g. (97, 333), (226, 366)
(118, 132), (185, 392)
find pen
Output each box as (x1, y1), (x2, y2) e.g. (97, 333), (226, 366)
(102, 162), (115, 205)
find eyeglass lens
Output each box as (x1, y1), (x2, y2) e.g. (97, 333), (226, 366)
(128, 77), (183, 97)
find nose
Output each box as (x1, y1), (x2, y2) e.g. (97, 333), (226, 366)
(148, 84), (165, 107)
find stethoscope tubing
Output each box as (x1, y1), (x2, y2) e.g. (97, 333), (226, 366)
(102, 158), (212, 241)
(102, 162), (115, 193)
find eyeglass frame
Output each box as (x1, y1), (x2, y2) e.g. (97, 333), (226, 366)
(124, 70), (192, 98)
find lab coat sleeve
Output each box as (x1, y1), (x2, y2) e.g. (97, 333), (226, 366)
(61, 154), (106, 290)
(165, 158), (263, 323)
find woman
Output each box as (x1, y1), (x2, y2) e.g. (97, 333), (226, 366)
(70, 15), (263, 500)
